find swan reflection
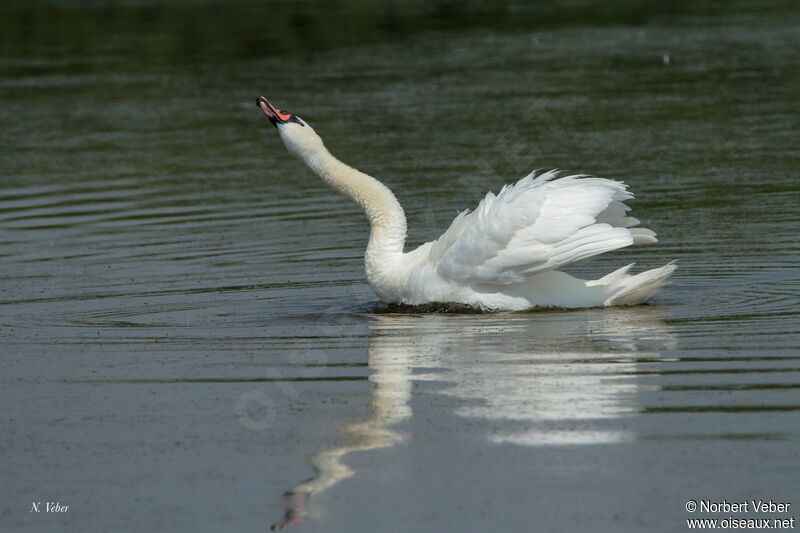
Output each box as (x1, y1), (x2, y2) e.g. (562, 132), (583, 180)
(273, 307), (674, 528)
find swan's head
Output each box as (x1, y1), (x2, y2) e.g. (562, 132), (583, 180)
(257, 96), (324, 158)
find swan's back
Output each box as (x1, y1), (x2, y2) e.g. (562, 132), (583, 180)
(400, 171), (675, 310)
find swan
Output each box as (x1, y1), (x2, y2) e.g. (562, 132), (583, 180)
(257, 96), (675, 310)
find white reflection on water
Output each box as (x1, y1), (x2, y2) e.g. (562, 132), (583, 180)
(274, 307), (674, 528)
(272, 321), (414, 530)
(370, 307), (676, 446)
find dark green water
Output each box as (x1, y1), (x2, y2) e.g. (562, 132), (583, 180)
(2, 1), (799, 531)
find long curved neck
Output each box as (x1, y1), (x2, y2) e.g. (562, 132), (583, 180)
(297, 143), (408, 298)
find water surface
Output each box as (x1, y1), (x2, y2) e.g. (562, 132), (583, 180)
(1, 1), (799, 531)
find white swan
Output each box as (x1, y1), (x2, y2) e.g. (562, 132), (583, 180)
(257, 96), (676, 310)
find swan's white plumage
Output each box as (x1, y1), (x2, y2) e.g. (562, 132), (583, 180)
(429, 171), (639, 284)
(262, 102), (676, 310)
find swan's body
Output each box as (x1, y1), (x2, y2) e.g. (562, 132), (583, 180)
(258, 97), (675, 310)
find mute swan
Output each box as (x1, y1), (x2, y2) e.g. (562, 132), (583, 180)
(257, 96), (675, 310)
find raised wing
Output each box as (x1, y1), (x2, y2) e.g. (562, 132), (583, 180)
(427, 170), (657, 285)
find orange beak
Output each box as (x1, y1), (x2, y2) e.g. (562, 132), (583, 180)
(257, 96), (292, 127)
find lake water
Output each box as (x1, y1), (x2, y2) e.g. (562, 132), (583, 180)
(2, 1), (799, 531)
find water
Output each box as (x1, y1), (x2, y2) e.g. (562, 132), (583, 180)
(2, 1), (799, 531)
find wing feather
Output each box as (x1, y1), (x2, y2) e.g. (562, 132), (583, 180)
(426, 171), (654, 285)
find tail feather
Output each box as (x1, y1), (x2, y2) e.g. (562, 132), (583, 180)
(629, 228), (658, 245)
(591, 261), (677, 306)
